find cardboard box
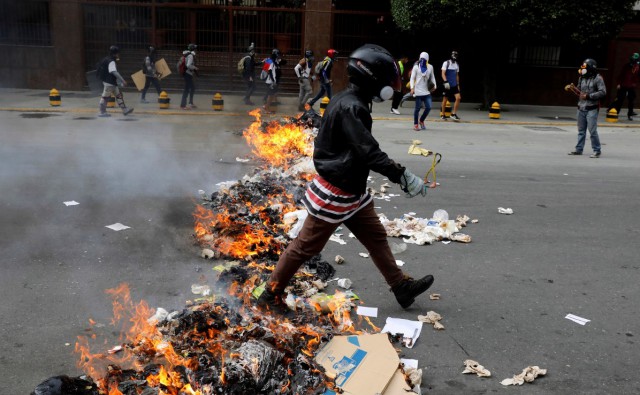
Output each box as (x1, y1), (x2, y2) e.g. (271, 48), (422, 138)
(155, 58), (171, 79)
(315, 333), (413, 395)
(131, 70), (146, 91)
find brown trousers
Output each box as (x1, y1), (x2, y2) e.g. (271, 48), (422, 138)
(269, 202), (405, 293)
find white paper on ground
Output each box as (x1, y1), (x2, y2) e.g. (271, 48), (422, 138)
(106, 223), (131, 231)
(396, 259), (405, 267)
(382, 317), (423, 348)
(63, 200), (79, 206)
(329, 233), (347, 245)
(565, 313), (590, 325)
(356, 306), (378, 318)
(400, 358), (419, 369)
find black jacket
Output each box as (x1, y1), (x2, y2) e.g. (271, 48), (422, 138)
(313, 85), (405, 194)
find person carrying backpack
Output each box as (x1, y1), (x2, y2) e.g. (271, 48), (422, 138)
(264, 49), (283, 113)
(97, 45), (133, 117)
(240, 42), (262, 105)
(294, 49), (314, 111)
(180, 43), (198, 110)
(140, 46), (162, 103)
(308, 49), (338, 108)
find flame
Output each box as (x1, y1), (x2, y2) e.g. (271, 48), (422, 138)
(243, 109), (312, 169)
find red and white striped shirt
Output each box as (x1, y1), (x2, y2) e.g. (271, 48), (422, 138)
(302, 175), (372, 223)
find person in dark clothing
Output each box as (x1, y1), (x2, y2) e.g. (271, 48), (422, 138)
(390, 55), (409, 114)
(242, 43), (262, 105)
(264, 48), (282, 113)
(180, 43), (198, 110)
(140, 46), (162, 103)
(259, 44), (434, 310)
(97, 45), (133, 117)
(607, 52), (639, 120)
(308, 49), (338, 108)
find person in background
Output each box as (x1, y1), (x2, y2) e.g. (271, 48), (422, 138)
(441, 50), (461, 120)
(390, 55), (409, 115)
(568, 58), (606, 158)
(409, 51), (437, 131)
(264, 49), (282, 113)
(607, 52), (639, 121)
(140, 46), (162, 103)
(258, 44), (434, 311)
(180, 43), (198, 110)
(295, 49), (314, 111)
(308, 49), (338, 108)
(242, 43), (262, 105)
(97, 45), (133, 117)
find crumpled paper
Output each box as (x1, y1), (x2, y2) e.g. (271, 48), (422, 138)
(498, 207), (514, 215)
(408, 140), (433, 157)
(379, 213), (472, 245)
(417, 311), (445, 330)
(462, 359), (491, 377)
(500, 366), (547, 386)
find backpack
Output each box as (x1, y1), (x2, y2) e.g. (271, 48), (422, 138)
(237, 55), (250, 75)
(96, 57), (111, 82)
(177, 54), (187, 75)
(315, 58), (326, 75)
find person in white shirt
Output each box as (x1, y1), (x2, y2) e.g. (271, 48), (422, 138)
(294, 49), (314, 111)
(441, 51), (461, 120)
(97, 45), (133, 117)
(409, 52), (437, 131)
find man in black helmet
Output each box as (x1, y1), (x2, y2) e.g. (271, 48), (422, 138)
(241, 42), (261, 105)
(568, 58), (606, 158)
(97, 45), (133, 117)
(140, 46), (162, 103)
(260, 44), (435, 310)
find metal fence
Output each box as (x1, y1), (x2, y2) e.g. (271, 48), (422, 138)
(0, 0), (52, 46)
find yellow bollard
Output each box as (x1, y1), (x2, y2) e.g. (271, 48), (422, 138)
(489, 102), (501, 119)
(49, 88), (61, 107)
(320, 96), (330, 115)
(606, 108), (618, 123)
(212, 92), (224, 111)
(158, 91), (170, 109)
(441, 101), (451, 118)
(106, 94), (115, 108)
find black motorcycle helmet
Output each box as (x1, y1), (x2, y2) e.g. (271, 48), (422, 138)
(271, 48), (281, 61)
(187, 43), (197, 51)
(109, 45), (120, 60)
(347, 44), (401, 102)
(305, 49), (314, 58)
(579, 58), (597, 77)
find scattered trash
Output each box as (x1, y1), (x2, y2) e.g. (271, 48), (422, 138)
(31, 375), (98, 395)
(418, 311), (445, 330)
(356, 306), (378, 317)
(471, 219), (479, 223)
(500, 366), (547, 386)
(200, 248), (217, 259)
(235, 157), (250, 162)
(395, 259), (405, 267)
(63, 200), (79, 206)
(382, 317), (423, 348)
(380, 213), (474, 245)
(565, 313), (590, 325)
(359, 252), (370, 258)
(498, 207), (514, 215)
(429, 293), (441, 300)
(432, 209), (449, 222)
(462, 359), (491, 377)
(390, 241), (407, 254)
(441, 240), (451, 245)
(147, 307), (169, 324)
(450, 233), (472, 243)
(198, 189), (208, 200)
(283, 209), (308, 239)
(190, 284), (211, 295)
(105, 223), (130, 231)
(329, 233), (347, 245)
(107, 345), (123, 354)
(337, 278), (352, 289)
(334, 255), (345, 265)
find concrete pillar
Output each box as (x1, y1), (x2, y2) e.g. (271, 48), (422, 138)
(51, 0), (85, 90)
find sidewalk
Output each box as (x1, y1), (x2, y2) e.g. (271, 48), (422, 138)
(0, 87), (637, 128)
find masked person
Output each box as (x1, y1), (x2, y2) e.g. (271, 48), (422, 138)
(294, 49), (314, 111)
(409, 52), (437, 131)
(260, 44), (434, 310)
(97, 45), (133, 117)
(568, 59), (606, 158)
(264, 49), (282, 113)
(308, 49), (338, 108)
(180, 43), (198, 110)
(241, 42), (262, 105)
(140, 46), (162, 103)
(441, 50), (461, 121)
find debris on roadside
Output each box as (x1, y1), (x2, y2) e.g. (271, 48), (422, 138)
(418, 311), (445, 330)
(500, 366), (547, 386)
(462, 359), (491, 377)
(334, 255), (345, 264)
(380, 210), (474, 245)
(498, 207), (514, 215)
(429, 293), (441, 300)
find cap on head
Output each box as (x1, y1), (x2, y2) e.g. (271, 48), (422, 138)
(109, 45), (120, 56)
(419, 52), (429, 61)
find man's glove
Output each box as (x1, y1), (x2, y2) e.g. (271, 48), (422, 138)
(400, 169), (427, 197)
(443, 81), (450, 90)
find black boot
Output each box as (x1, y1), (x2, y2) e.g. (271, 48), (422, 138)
(392, 275), (434, 309)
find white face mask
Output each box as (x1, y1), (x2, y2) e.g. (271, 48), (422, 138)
(373, 86), (394, 102)
(580, 68), (587, 75)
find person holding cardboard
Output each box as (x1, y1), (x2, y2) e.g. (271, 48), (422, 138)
(140, 46), (162, 103)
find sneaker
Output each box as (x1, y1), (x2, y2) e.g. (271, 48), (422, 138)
(98, 113), (111, 118)
(140, 99), (149, 104)
(392, 275), (434, 309)
(629, 116), (634, 121)
(390, 108), (400, 115)
(181, 106), (190, 110)
(568, 151), (582, 155)
(413, 124), (420, 131)
(451, 114), (461, 121)
(419, 122), (426, 130)
(589, 152), (601, 158)
(440, 115), (449, 120)
(123, 108), (134, 116)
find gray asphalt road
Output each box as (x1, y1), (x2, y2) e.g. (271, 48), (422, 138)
(1, 103), (639, 395)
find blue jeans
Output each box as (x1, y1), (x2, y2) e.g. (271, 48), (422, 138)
(414, 95), (432, 125)
(576, 108), (601, 153)
(309, 81), (332, 106)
